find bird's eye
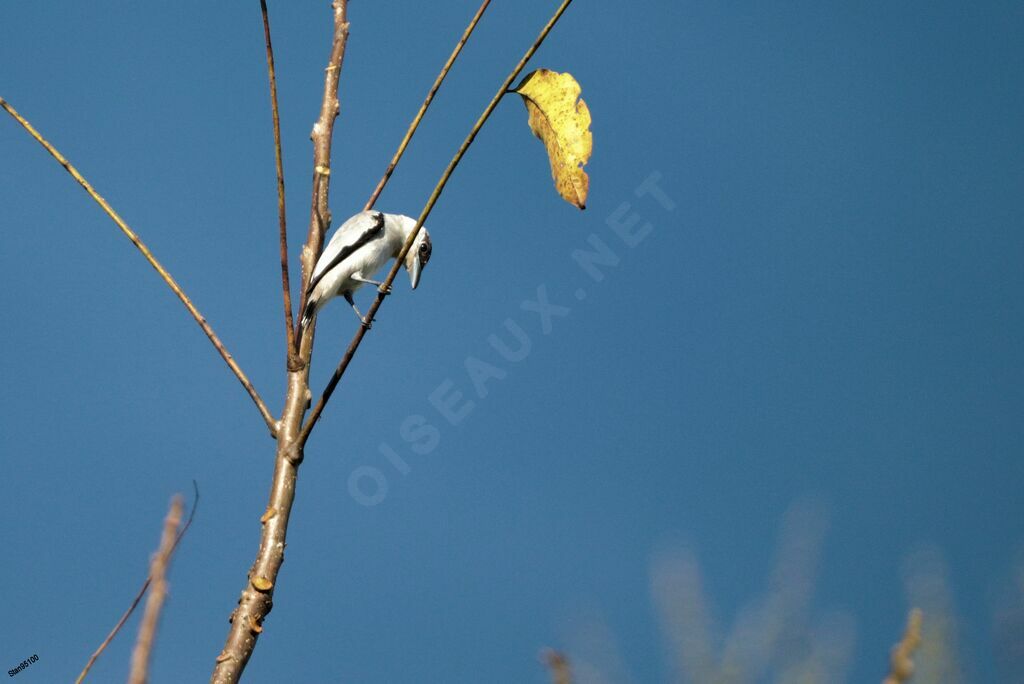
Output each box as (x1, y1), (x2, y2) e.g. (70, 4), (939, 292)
(419, 243), (428, 254)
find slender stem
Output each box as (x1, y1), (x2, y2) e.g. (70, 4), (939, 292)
(363, 0), (492, 212)
(0, 96), (278, 437)
(127, 495), (184, 684)
(211, 3), (350, 682)
(76, 483), (199, 684)
(260, 0), (297, 358)
(299, 0), (575, 443)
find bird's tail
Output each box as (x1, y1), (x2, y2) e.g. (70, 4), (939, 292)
(300, 293), (319, 331)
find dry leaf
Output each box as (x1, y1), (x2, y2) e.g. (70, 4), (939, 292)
(514, 69), (593, 209)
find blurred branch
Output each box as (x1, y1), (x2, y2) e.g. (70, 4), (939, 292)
(76, 482), (198, 684)
(127, 495), (185, 684)
(883, 609), (923, 684)
(0, 96), (278, 437)
(299, 0), (576, 442)
(902, 546), (963, 682)
(652, 548), (718, 682)
(259, 0), (297, 358)
(363, 0), (492, 212)
(542, 649), (573, 684)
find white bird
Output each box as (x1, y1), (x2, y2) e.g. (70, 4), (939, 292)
(301, 211), (432, 330)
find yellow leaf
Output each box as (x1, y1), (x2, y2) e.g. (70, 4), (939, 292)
(514, 69), (593, 209)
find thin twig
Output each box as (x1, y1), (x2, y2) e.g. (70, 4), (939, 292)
(260, 0), (297, 358)
(883, 608), (923, 684)
(127, 495), (184, 684)
(211, 3), (350, 682)
(76, 482), (199, 684)
(299, 0), (576, 442)
(0, 96), (279, 437)
(363, 0), (492, 212)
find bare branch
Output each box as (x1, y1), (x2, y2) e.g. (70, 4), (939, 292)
(363, 0), (493, 212)
(76, 482), (199, 684)
(883, 609), (923, 684)
(127, 495), (184, 684)
(0, 97), (279, 437)
(260, 0), (297, 358)
(299, 0), (576, 442)
(211, 2), (350, 681)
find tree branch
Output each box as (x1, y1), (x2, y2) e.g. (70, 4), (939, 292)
(259, 0), (297, 359)
(299, 0), (575, 442)
(211, 2), (350, 681)
(363, 0), (493, 212)
(0, 96), (279, 437)
(76, 482), (198, 684)
(127, 495), (184, 684)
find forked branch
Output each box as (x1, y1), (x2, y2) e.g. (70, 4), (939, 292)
(299, 0), (576, 442)
(0, 97), (278, 437)
(210, 2), (349, 681)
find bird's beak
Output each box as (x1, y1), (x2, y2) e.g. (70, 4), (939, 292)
(409, 256), (422, 290)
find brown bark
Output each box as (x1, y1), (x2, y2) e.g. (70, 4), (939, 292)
(209, 3), (349, 682)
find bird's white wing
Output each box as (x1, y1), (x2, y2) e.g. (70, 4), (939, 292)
(308, 211), (385, 293)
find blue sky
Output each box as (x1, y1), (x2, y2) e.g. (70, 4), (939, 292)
(2, 2), (1023, 682)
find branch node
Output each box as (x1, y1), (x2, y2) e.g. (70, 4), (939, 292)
(284, 444), (304, 465)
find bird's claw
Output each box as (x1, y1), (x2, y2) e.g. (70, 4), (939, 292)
(361, 316), (374, 330)
(377, 283), (392, 296)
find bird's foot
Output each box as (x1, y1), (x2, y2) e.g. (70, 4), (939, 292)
(377, 282), (392, 296)
(361, 315), (374, 330)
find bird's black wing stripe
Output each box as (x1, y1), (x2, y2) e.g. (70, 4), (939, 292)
(306, 212), (385, 294)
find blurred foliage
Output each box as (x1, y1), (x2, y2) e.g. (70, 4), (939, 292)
(548, 502), (1024, 683)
